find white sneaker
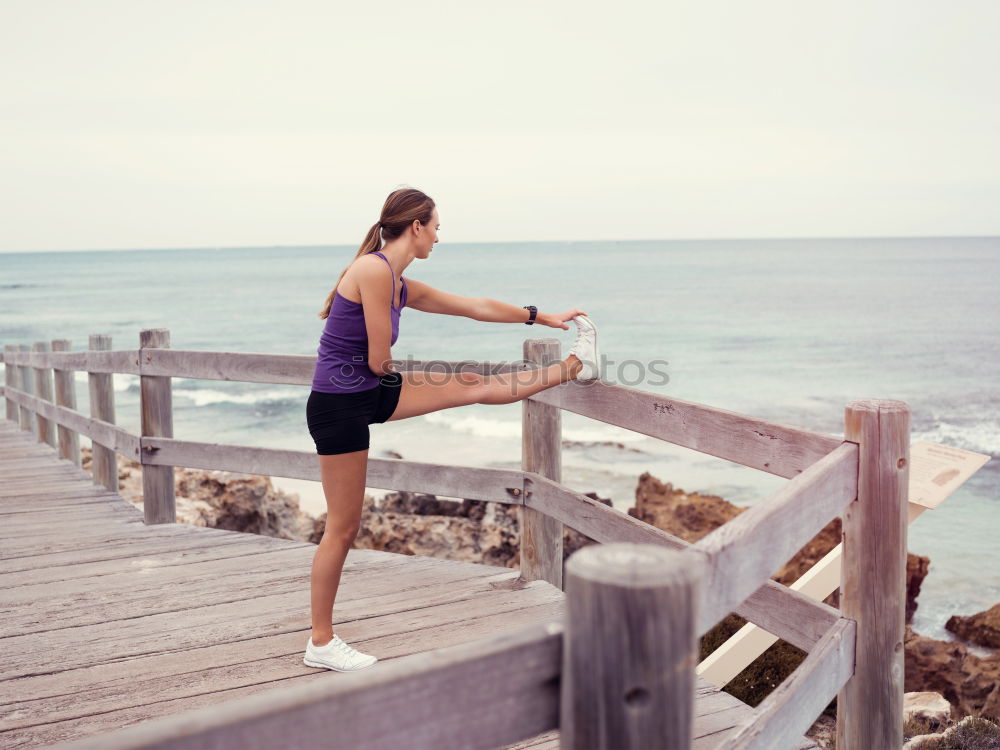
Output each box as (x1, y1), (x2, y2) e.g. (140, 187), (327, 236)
(303, 634), (378, 672)
(568, 314), (600, 380)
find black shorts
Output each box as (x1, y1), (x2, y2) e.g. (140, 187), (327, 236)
(306, 372), (404, 455)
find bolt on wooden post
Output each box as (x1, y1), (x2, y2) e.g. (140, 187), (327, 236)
(51, 339), (81, 466)
(32, 341), (57, 449)
(521, 338), (564, 589)
(836, 398), (910, 750)
(561, 543), (702, 750)
(88, 334), (118, 491)
(140, 328), (175, 524)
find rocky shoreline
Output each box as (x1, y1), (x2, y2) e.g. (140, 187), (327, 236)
(94, 447), (999, 731)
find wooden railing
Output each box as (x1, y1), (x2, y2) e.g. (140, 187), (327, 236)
(1, 330), (910, 750)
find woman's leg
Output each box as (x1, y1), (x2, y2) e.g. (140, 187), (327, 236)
(386, 354), (582, 421)
(310, 447), (368, 645)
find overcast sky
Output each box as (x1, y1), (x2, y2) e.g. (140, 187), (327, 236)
(1, 0), (998, 252)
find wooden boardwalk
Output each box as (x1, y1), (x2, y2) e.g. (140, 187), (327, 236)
(0, 420), (813, 749)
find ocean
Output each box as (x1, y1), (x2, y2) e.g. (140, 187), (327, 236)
(1, 237), (997, 643)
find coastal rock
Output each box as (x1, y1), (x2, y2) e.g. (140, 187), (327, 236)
(90, 446), (322, 542)
(339, 490), (610, 567)
(946, 604), (1000, 649)
(905, 625), (1000, 720)
(904, 716), (1000, 750)
(903, 691), (952, 730)
(629, 472), (929, 618)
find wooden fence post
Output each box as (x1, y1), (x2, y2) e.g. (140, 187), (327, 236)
(17, 344), (35, 435)
(52, 339), (81, 466)
(88, 334), (118, 491)
(561, 543), (702, 749)
(32, 341), (57, 449)
(836, 399), (909, 749)
(521, 338), (563, 589)
(4, 344), (18, 423)
(140, 328), (175, 524)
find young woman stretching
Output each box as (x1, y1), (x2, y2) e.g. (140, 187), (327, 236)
(303, 187), (600, 671)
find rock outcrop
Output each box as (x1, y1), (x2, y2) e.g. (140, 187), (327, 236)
(342, 490), (608, 567)
(904, 691), (953, 730)
(629, 472), (930, 618)
(946, 604), (1000, 649)
(905, 625), (1000, 720)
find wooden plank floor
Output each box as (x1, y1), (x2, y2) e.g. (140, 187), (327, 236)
(0, 420), (814, 749)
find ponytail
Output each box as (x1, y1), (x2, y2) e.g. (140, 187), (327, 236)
(317, 222), (383, 320)
(317, 188), (434, 320)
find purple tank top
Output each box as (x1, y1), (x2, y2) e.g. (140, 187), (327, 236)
(311, 251), (407, 393)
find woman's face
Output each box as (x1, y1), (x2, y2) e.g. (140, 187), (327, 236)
(417, 208), (440, 256)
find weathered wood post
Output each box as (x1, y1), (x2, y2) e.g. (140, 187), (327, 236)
(561, 543), (702, 749)
(52, 339), (81, 466)
(836, 399), (910, 750)
(521, 338), (563, 589)
(140, 328), (175, 524)
(4, 344), (19, 423)
(88, 334), (118, 491)
(32, 341), (57, 448)
(17, 344), (35, 435)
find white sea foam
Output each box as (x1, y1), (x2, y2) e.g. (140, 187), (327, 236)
(73, 371), (139, 392)
(422, 409), (649, 444)
(912, 422), (1000, 457)
(173, 387), (301, 407)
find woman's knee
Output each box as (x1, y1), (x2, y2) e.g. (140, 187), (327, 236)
(321, 520), (361, 545)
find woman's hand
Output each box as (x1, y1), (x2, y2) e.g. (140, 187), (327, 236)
(537, 309), (587, 330)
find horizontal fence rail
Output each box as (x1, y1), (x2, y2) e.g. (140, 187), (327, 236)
(528, 382), (841, 479)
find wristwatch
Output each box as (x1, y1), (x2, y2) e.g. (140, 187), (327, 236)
(522, 305), (537, 325)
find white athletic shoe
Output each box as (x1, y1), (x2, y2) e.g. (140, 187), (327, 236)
(303, 634), (378, 672)
(568, 314), (600, 381)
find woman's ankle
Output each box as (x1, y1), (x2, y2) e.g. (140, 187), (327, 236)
(564, 354), (583, 379)
(311, 630), (334, 646)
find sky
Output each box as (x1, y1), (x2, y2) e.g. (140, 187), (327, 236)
(1, 0), (998, 252)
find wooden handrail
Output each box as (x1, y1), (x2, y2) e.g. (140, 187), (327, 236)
(528, 380), (840, 479)
(691, 442), (858, 630)
(524, 471), (841, 649)
(2, 347), (834, 478)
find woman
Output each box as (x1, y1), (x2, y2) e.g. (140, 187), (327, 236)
(303, 187), (600, 671)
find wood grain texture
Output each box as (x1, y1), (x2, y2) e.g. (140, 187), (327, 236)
(51, 339), (82, 466)
(692, 443), (857, 631)
(717, 618), (855, 750)
(1, 347), (140, 374)
(524, 472), (840, 650)
(521, 338), (564, 589)
(88, 334), (118, 492)
(139, 328), (176, 524)
(561, 543), (703, 750)
(140, 436), (526, 502)
(836, 399), (909, 750)
(527, 380), (840, 479)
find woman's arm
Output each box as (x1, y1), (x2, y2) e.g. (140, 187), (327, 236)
(404, 277), (584, 328)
